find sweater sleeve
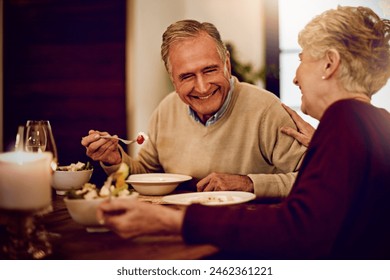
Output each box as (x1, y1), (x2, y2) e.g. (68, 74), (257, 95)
(100, 145), (150, 175)
(248, 172), (298, 198)
(251, 100), (306, 198)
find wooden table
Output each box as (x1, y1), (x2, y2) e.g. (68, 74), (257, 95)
(0, 193), (219, 260)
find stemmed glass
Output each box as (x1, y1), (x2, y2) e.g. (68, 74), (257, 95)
(25, 120), (58, 171)
(25, 121), (47, 153)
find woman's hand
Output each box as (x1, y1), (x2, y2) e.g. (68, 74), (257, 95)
(280, 103), (316, 147)
(96, 198), (184, 239)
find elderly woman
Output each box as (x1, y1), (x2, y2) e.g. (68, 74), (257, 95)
(97, 6), (390, 259)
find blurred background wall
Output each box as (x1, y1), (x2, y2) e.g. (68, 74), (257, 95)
(2, 0), (128, 184)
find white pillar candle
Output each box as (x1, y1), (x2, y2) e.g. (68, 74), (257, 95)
(0, 151), (53, 210)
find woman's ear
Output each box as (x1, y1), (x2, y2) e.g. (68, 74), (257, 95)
(323, 49), (340, 79)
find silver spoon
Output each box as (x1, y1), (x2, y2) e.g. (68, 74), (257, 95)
(100, 135), (137, 145)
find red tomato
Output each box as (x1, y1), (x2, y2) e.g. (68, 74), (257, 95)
(136, 135), (145, 144)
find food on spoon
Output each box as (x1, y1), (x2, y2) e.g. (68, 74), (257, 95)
(56, 161), (93, 171)
(66, 163), (135, 200)
(136, 135), (144, 144)
(136, 131), (148, 144)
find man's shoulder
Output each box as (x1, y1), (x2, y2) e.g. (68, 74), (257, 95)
(154, 91), (186, 117)
(233, 80), (280, 113)
(158, 91), (182, 106)
(235, 80), (279, 102)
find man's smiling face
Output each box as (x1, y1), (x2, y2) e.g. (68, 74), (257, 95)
(169, 32), (231, 123)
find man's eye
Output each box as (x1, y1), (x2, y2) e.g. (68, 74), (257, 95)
(180, 74), (192, 81)
(205, 68), (217, 74)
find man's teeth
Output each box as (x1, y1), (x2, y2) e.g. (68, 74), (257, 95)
(198, 92), (214, 100)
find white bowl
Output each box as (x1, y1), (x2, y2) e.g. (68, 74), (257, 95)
(126, 173), (192, 196)
(52, 169), (93, 195)
(64, 193), (138, 232)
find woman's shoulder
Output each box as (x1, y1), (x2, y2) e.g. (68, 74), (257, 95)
(319, 99), (390, 137)
(325, 99), (388, 119)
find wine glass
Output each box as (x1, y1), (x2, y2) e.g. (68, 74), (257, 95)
(25, 120), (58, 171)
(25, 121), (47, 153)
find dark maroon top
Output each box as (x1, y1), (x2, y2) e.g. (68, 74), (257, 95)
(182, 99), (390, 259)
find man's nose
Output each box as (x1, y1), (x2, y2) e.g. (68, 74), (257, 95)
(194, 76), (209, 93)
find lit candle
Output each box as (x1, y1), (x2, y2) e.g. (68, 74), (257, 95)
(0, 151), (53, 210)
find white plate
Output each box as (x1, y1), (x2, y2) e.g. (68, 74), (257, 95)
(126, 173), (192, 196)
(126, 173), (192, 184)
(162, 191), (256, 206)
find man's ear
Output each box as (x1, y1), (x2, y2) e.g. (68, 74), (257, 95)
(225, 51), (232, 76)
(323, 49), (340, 79)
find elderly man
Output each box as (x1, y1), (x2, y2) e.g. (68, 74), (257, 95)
(81, 19), (306, 198)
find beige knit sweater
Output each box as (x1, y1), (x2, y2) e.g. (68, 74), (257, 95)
(103, 78), (306, 198)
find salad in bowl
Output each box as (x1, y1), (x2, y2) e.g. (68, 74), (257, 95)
(52, 161), (93, 195)
(64, 163), (138, 232)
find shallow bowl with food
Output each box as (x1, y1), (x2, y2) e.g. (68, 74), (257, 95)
(52, 168), (93, 195)
(64, 193), (138, 232)
(126, 173), (192, 196)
